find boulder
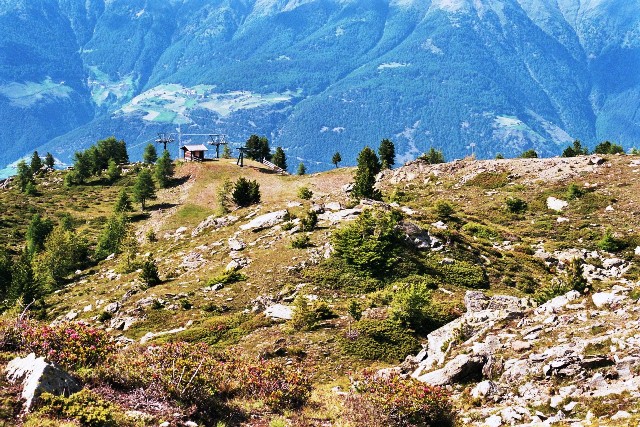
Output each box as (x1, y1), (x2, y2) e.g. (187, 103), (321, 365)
(6, 353), (81, 410)
(191, 215), (239, 236)
(592, 292), (626, 308)
(416, 354), (485, 386)
(465, 291), (490, 312)
(318, 208), (362, 223)
(240, 210), (289, 231)
(227, 237), (246, 251)
(264, 304), (293, 320)
(471, 380), (500, 400)
(547, 197), (568, 212)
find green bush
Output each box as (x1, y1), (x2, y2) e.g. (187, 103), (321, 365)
(462, 222), (500, 240)
(390, 283), (433, 331)
(232, 177), (261, 207)
(207, 270), (246, 286)
(342, 319), (420, 362)
(331, 209), (404, 277)
(300, 210), (318, 232)
(594, 141), (624, 155)
(565, 183), (585, 200)
(433, 200), (455, 220)
(419, 148), (445, 164)
(297, 186), (313, 200)
(519, 149), (538, 158)
(505, 197), (528, 213)
(37, 390), (129, 427)
(437, 260), (488, 289)
(597, 229), (626, 252)
(139, 257), (160, 287)
(345, 371), (455, 427)
(291, 234), (311, 249)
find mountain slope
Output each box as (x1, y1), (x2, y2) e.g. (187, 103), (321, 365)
(1, 0), (639, 173)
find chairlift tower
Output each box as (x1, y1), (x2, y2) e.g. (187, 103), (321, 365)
(237, 147), (249, 167)
(207, 134), (229, 158)
(155, 133), (175, 152)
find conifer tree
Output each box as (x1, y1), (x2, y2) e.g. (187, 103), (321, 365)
(143, 144), (158, 164)
(106, 158), (121, 182)
(26, 214), (54, 254)
(352, 146), (381, 200)
(245, 135), (270, 161)
(272, 147), (287, 171)
(297, 162), (306, 176)
(95, 214), (129, 260)
(331, 152), (342, 168)
(33, 225), (87, 287)
(232, 177), (260, 207)
(30, 151), (43, 174)
(44, 152), (55, 169)
(222, 144), (232, 159)
(154, 150), (173, 188)
(114, 188), (133, 213)
(15, 160), (34, 192)
(8, 249), (39, 306)
(133, 169), (156, 211)
(378, 139), (395, 169)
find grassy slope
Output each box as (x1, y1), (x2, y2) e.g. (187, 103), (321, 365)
(3, 154), (640, 425)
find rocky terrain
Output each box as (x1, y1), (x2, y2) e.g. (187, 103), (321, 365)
(3, 153), (640, 425)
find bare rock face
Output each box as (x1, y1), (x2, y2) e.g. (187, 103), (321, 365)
(5, 353), (81, 410)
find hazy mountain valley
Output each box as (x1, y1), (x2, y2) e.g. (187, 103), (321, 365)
(1, 0), (640, 174)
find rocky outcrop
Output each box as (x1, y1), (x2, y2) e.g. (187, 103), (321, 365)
(5, 353), (81, 410)
(240, 210), (289, 231)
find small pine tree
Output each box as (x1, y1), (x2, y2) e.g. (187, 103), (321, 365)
(15, 160), (34, 192)
(272, 146), (287, 171)
(300, 209), (318, 232)
(154, 150), (174, 188)
(95, 214), (129, 260)
(217, 179), (234, 214)
(378, 139), (395, 169)
(106, 159), (121, 182)
(222, 144), (232, 159)
(0, 248), (12, 305)
(232, 177), (261, 207)
(332, 152), (342, 168)
(120, 229), (139, 273)
(297, 162), (306, 176)
(44, 152), (55, 169)
(26, 214), (54, 254)
(143, 144), (158, 164)
(140, 256), (160, 287)
(352, 146), (381, 200)
(30, 151), (43, 175)
(519, 149), (538, 159)
(114, 188), (133, 213)
(132, 169), (156, 210)
(33, 225), (87, 287)
(8, 249), (40, 306)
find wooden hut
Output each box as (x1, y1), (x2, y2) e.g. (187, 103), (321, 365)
(181, 144), (208, 161)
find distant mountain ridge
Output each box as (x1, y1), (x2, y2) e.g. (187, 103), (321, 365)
(1, 0), (639, 172)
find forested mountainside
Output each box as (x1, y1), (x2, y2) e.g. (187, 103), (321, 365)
(1, 0), (639, 172)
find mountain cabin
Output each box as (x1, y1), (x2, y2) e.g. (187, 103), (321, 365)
(181, 144), (208, 161)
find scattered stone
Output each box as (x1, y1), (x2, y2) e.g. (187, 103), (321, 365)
(191, 215), (239, 237)
(6, 353), (81, 410)
(547, 197), (568, 212)
(484, 414), (502, 427)
(227, 237), (246, 251)
(181, 251), (206, 269)
(588, 156), (605, 165)
(611, 410), (631, 420)
(264, 304), (293, 321)
(471, 380), (499, 400)
(319, 208), (362, 223)
(592, 292), (626, 308)
(512, 340), (532, 352)
(104, 302), (120, 314)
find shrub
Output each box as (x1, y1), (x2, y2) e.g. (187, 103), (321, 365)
(505, 197), (528, 213)
(140, 257), (160, 287)
(562, 140), (589, 157)
(594, 141), (624, 155)
(331, 209), (404, 277)
(436, 260), (488, 289)
(341, 319), (420, 362)
(207, 270), (246, 287)
(37, 389), (129, 427)
(291, 234), (311, 249)
(22, 322), (114, 371)
(519, 149), (538, 158)
(345, 371), (454, 427)
(433, 200), (455, 219)
(299, 210), (318, 232)
(462, 222), (500, 240)
(566, 183), (584, 200)
(597, 229), (626, 252)
(297, 186), (313, 200)
(232, 177), (261, 207)
(347, 300), (362, 321)
(419, 148), (445, 164)
(390, 283), (435, 332)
